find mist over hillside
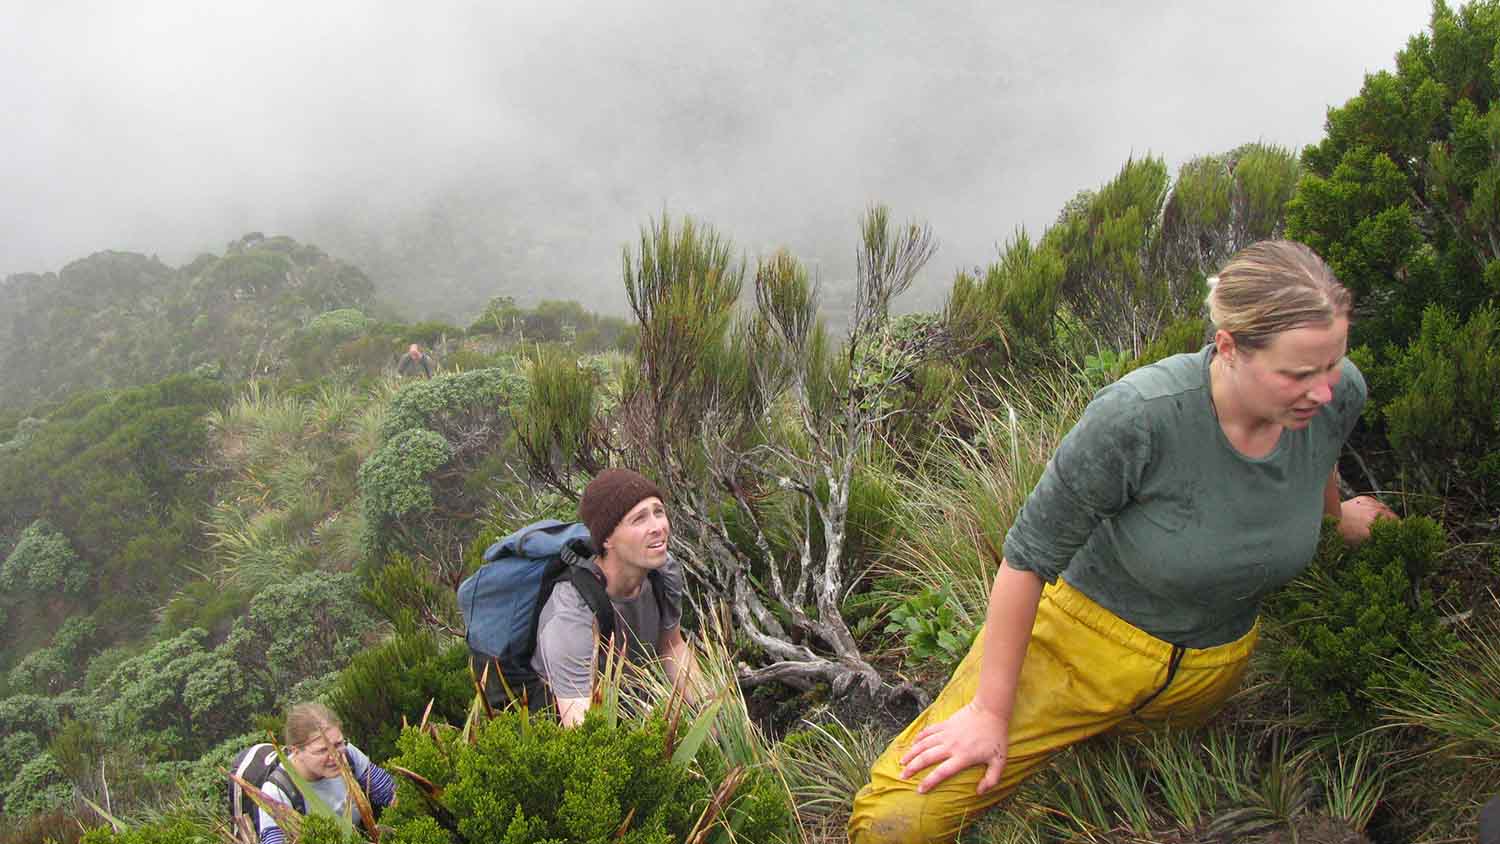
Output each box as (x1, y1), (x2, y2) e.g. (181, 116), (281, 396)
(1, 1), (1432, 322)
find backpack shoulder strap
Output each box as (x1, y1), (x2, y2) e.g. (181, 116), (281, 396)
(523, 557), (617, 663)
(564, 565), (617, 644)
(265, 764), (306, 817)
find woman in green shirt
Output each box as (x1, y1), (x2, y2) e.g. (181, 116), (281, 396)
(849, 240), (1395, 844)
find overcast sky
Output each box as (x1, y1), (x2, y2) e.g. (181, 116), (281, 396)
(1, 1), (1436, 316)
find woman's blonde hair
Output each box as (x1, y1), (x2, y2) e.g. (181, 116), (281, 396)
(284, 702), (342, 747)
(1207, 240), (1352, 351)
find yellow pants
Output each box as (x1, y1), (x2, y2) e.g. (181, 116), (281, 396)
(849, 578), (1257, 844)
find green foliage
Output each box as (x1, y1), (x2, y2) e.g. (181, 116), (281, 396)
(223, 571), (379, 694)
(1, 519), (87, 595)
(0, 733), (41, 774)
(299, 813), (367, 844)
(77, 816), (216, 844)
(1116, 315), (1209, 378)
(379, 368), (527, 441)
(1047, 155), (1173, 354)
(159, 580), (251, 641)
(363, 551), (462, 632)
(883, 585), (978, 671)
(1289, 1), (1499, 351)
(7, 648), (69, 696)
(359, 429), (452, 527)
(945, 229), (1063, 366)
(306, 308), (372, 340)
(325, 630), (473, 762)
(515, 350), (604, 484)
(0, 235), (374, 410)
(361, 360), (534, 582)
(0, 751), (70, 819)
(1360, 304), (1500, 498)
(96, 628), (268, 758)
(0, 694), (62, 742)
(1265, 516), (1459, 731)
(383, 707), (791, 844)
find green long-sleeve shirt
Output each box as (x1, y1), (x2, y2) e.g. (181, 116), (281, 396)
(1003, 346), (1365, 648)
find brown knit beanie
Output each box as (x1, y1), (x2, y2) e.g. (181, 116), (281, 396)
(579, 468), (664, 555)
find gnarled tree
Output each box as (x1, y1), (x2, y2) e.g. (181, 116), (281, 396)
(517, 208), (938, 699)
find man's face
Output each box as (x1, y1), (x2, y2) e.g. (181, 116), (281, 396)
(604, 496), (670, 570)
(408, 344), (421, 359)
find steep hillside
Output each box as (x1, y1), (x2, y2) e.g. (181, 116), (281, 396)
(0, 233), (376, 410)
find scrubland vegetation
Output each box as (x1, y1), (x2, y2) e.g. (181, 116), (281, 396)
(3, 3), (1500, 842)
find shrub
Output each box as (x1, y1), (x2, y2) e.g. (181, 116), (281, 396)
(0, 752), (70, 819)
(0, 733), (41, 778)
(77, 816), (217, 843)
(944, 229), (1063, 367)
(1117, 315), (1209, 377)
(378, 368), (526, 442)
(383, 708), (791, 843)
(1359, 304), (1500, 500)
(305, 308), (371, 340)
(97, 628), (269, 757)
(1264, 516), (1459, 731)
(325, 630), (473, 762)
(0, 694), (62, 742)
(0, 519), (88, 595)
(357, 428), (452, 525)
(223, 571), (379, 695)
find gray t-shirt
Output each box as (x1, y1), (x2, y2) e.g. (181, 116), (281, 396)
(1004, 345), (1366, 648)
(530, 556), (685, 698)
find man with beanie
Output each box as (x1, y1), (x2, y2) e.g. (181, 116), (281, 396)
(531, 468), (693, 726)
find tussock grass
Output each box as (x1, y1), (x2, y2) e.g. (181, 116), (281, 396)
(875, 369), (1094, 626)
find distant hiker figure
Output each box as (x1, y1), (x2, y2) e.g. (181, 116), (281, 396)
(849, 240), (1398, 844)
(397, 343), (435, 378)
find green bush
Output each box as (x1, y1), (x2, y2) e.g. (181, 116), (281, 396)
(77, 816), (216, 844)
(97, 628), (269, 758)
(1358, 304), (1500, 500)
(944, 229), (1063, 367)
(383, 708), (791, 843)
(223, 571), (379, 695)
(358, 428), (452, 524)
(1265, 516), (1459, 732)
(378, 368), (526, 442)
(1117, 315), (1208, 378)
(0, 751), (70, 819)
(0, 694), (62, 742)
(0, 520), (88, 595)
(325, 630), (473, 762)
(306, 308), (371, 340)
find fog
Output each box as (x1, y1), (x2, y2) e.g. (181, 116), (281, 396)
(2, 1), (1434, 318)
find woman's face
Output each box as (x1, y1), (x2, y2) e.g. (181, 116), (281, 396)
(293, 727), (348, 781)
(1221, 316), (1349, 430)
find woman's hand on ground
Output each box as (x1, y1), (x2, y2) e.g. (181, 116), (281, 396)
(1339, 495), (1396, 543)
(897, 700), (1009, 795)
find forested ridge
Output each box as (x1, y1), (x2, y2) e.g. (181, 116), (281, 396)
(3, 4), (1500, 843)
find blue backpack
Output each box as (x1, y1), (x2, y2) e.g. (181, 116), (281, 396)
(458, 519), (662, 708)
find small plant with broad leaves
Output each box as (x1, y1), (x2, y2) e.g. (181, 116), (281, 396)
(884, 585), (978, 671)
